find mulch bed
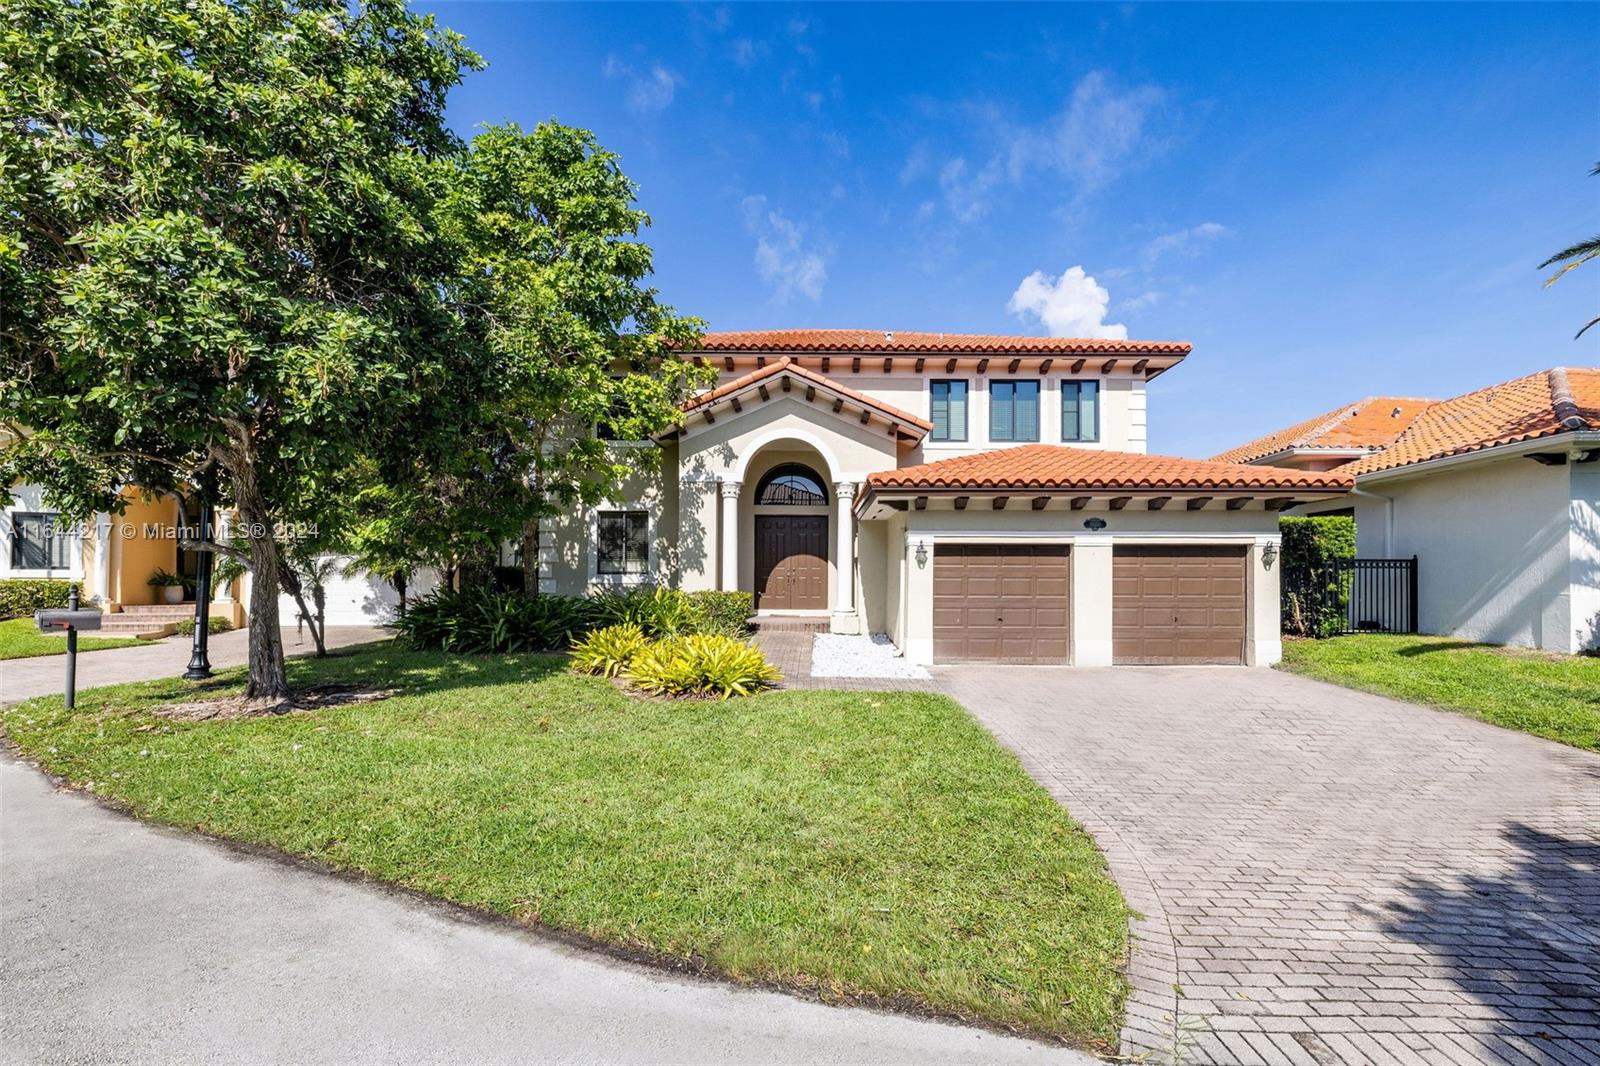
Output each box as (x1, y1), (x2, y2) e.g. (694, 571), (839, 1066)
(151, 683), (399, 722)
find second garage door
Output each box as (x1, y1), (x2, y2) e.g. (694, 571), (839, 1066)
(1113, 545), (1247, 665)
(933, 544), (1070, 663)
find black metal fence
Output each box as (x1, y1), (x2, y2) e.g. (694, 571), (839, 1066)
(1283, 556), (1418, 637)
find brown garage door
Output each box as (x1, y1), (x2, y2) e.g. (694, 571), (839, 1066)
(933, 544), (1070, 663)
(1113, 545), (1247, 665)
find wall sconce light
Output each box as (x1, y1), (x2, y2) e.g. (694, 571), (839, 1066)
(914, 541), (928, 569)
(1262, 542), (1278, 571)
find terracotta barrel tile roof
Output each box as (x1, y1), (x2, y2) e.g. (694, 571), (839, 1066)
(866, 444), (1352, 492)
(693, 329), (1191, 356)
(1211, 397), (1436, 465)
(681, 357), (933, 432)
(1341, 367), (1600, 477)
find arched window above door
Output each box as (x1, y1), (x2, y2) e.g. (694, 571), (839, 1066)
(755, 463), (828, 506)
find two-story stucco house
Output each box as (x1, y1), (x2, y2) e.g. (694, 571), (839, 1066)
(529, 330), (1351, 666)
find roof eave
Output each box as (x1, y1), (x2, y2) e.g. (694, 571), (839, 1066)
(1355, 429), (1600, 484)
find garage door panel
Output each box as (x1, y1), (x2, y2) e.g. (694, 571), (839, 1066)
(933, 544), (1070, 663)
(1114, 545), (1246, 665)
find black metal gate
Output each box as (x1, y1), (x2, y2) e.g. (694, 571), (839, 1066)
(1283, 557), (1418, 637)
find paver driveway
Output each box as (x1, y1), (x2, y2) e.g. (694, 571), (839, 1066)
(935, 666), (1600, 1066)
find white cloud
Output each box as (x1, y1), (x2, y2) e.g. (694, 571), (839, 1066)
(603, 56), (681, 114)
(730, 37), (763, 68)
(1144, 222), (1229, 263)
(910, 72), (1169, 226)
(1012, 72), (1166, 193)
(1007, 266), (1128, 340)
(1118, 290), (1163, 313)
(939, 156), (1004, 224)
(741, 195), (828, 302)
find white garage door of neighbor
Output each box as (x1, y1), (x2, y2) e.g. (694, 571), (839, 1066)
(277, 560), (438, 627)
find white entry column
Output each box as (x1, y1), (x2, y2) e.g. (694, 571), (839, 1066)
(718, 480), (741, 592)
(832, 481), (858, 633)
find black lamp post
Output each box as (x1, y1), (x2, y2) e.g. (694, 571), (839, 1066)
(183, 490), (214, 680)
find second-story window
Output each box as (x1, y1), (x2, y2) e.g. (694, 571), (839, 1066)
(929, 380), (968, 442)
(989, 380), (1039, 442)
(1061, 381), (1100, 442)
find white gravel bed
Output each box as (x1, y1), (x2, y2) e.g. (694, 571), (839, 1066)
(809, 633), (931, 679)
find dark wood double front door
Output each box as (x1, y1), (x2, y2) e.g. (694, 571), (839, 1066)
(754, 515), (828, 610)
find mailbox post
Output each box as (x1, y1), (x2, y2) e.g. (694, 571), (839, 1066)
(35, 585), (103, 710)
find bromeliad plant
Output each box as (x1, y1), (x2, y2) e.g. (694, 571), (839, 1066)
(623, 634), (782, 700)
(568, 623), (649, 678)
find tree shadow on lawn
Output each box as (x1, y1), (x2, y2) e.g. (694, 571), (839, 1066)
(116, 643), (571, 712)
(1374, 822), (1599, 1051)
(1391, 640), (1493, 657)
(280, 642), (571, 699)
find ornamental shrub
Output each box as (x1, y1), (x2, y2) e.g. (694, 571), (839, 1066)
(172, 616), (235, 637)
(393, 586), (598, 653)
(569, 623), (649, 678)
(1280, 515), (1357, 637)
(0, 579), (75, 620)
(687, 590), (754, 637)
(624, 634), (781, 700)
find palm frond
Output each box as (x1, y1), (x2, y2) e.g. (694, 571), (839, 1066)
(1537, 235), (1600, 271)
(1576, 314), (1600, 340)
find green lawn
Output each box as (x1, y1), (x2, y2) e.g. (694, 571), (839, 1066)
(1279, 634), (1600, 752)
(0, 643), (1128, 1049)
(0, 617), (145, 660)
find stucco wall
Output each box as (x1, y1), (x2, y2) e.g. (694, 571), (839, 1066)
(1355, 457), (1580, 651)
(778, 370), (1148, 463)
(1567, 461), (1600, 652)
(539, 446), (677, 597)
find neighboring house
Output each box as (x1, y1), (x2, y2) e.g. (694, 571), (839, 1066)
(1218, 367), (1600, 653)
(528, 330), (1351, 666)
(1, 486), (246, 629)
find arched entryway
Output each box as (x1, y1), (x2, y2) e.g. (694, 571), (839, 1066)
(752, 463), (829, 610)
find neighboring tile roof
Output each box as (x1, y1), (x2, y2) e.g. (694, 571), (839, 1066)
(1341, 367), (1600, 477)
(1211, 397), (1437, 465)
(866, 444), (1352, 492)
(681, 357), (933, 432)
(693, 329), (1191, 357)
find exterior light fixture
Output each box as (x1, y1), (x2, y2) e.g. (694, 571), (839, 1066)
(914, 541), (928, 569)
(1262, 542), (1278, 571)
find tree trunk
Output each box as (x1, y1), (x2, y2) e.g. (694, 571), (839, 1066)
(223, 434), (289, 698)
(520, 518), (540, 597)
(279, 564), (327, 657)
(237, 498), (289, 698)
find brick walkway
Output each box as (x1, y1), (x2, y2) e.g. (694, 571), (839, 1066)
(934, 666), (1600, 1066)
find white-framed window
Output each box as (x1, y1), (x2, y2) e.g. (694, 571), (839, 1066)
(1061, 381), (1100, 442)
(595, 510), (649, 577)
(10, 511), (74, 571)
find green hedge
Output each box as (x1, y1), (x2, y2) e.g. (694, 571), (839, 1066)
(172, 615), (235, 637)
(0, 579), (76, 621)
(393, 585), (755, 655)
(1280, 515), (1357, 637)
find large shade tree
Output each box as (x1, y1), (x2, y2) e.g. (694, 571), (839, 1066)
(0, 0), (481, 696)
(396, 122), (711, 593)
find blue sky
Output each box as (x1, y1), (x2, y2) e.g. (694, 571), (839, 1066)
(430, 2), (1599, 456)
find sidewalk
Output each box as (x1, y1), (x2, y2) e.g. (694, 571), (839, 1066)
(0, 626), (386, 704)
